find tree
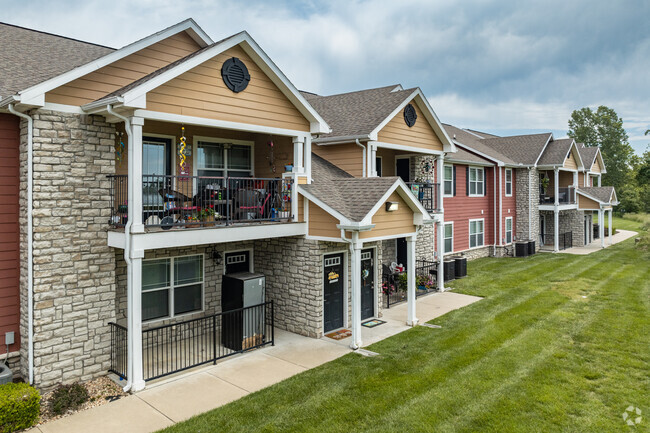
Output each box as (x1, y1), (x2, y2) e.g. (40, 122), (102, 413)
(568, 106), (635, 195)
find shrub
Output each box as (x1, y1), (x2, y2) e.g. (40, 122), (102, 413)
(0, 383), (40, 433)
(49, 383), (89, 415)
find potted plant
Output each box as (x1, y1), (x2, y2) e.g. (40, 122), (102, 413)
(540, 175), (550, 194)
(198, 208), (216, 227)
(185, 214), (201, 228)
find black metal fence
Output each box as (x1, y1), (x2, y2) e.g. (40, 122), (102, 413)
(406, 182), (440, 213)
(559, 232), (573, 250)
(108, 301), (274, 381)
(382, 260), (438, 308)
(108, 175), (293, 229)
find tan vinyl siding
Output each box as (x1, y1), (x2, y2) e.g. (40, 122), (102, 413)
(313, 143), (363, 177)
(308, 201), (341, 238)
(359, 192), (416, 239)
(45, 32), (202, 106)
(578, 172), (585, 187)
(558, 171), (574, 187)
(146, 45), (310, 132)
(564, 151), (578, 170)
(377, 99), (443, 151)
(591, 159), (602, 173)
(298, 195), (305, 222)
(578, 194), (600, 210)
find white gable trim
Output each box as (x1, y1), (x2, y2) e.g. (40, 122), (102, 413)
(533, 133), (554, 167)
(368, 89), (456, 153)
(453, 141), (505, 167)
(564, 139), (585, 170)
(359, 178), (431, 226)
(594, 148), (607, 174)
(110, 32), (329, 134)
(297, 189), (351, 225)
(13, 19), (213, 106)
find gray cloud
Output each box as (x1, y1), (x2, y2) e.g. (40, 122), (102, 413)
(3, 0), (648, 153)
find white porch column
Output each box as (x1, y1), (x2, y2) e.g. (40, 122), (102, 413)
(350, 232), (363, 349)
(130, 117), (144, 233)
(599, 209), (605, 248)
(369, 142), (378, 177)
(573, 171), (578, 202)
(598, 175), (601, 187)
(292, 136), (305, 174)
(554, 168), (559, 252)
(406, 235), (418, 326)
(436, 155), (445, 291)
(127, 251), (145, 391)
(304, 135), (312, 183)
(608, 209), (613, 245)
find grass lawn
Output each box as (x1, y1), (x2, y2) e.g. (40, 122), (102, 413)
(160, 216), (649, 432)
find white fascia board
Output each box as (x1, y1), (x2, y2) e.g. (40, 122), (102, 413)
(368, 89), (456, 153)
(0, 95), (20, 108)
(359, 179), (431, 226)
(565, 140), (585, 170)
(82, 96), (124, 113)
(453, 141), (505, 166)
(374, 141), (444, 155)
(445, 158), (494, 167)
(42, 102), (85, 114)
(576, 189), (609, 205)
(109, 222), (307, 251)
(297, 188), (352, 225)
(595, 148), (607, 174)
(16, 19), (212, 105)
(533, 133), (554, 167)
(337, 223), (375, 231)
(313, 135), (370, 145)
(133, 109), (310, 138)
(356, 232), (419, 243)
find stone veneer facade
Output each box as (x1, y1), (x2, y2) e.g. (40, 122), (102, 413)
(515, 168), (540, 247)
(20, 110), (117, 390)
(540, 209), (585, 249)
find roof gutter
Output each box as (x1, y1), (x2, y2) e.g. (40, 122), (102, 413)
(313, 135), (369, 145)
(106, 104), (135, 393)
(0, 95), (20, 109)
(82, 96), (124, 113)
(8, 104), (34, 385)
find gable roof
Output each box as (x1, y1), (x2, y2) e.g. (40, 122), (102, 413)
(1, 19), (213, 107)
(446, 147), (495, 166)
(577, 186), (617, 205)
(81, 31), (330, 134)
(537, 138), (575, 166)
(0, 22), (113, 98)
(444, 124), (514, 165)
(578, 145), (606, 173)
(481, 133), (553, 166)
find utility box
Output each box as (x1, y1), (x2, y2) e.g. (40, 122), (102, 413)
(528, 240), (536, 255)
(222, 272), (266, 351)
(443, 260), (456, 282)
(515, 241), (529, 257)
(454, 257), (467, 278)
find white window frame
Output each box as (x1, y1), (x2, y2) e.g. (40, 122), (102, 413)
(505, 168), (512, 197)
(142, 254), (205, 323)
(468, 167), (484, 197)
(469, 218), (485, 248)
(444, 222), (454, 254)
(193, 136), (255, 178)
(443, 164), (454, 197)
(505, 217), (513, 244)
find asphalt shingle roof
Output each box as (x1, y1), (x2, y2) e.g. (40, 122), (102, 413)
(578, 145), (598, 169)
(302, 85), (415, 140)
(446, 147), (494, 165)
(480, 133), (553, 166)
(578, 186), (616, 204)
(443, 124), (516, 164)
(0, 22), (114, 97)
(537, 138), (574, 166)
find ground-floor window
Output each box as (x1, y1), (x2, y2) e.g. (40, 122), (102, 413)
(444, 222), (454, 253)
(505, 217), (513, 244)
(142, 254), (204, 321)
(469, 219), (484, 248)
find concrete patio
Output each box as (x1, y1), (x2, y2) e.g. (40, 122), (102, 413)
(540, 229), (638, 255)
(27, 291), (480, 433)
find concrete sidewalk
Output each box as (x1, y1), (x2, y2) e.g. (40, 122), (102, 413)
(545, 229), (638, 255)
(28, 291), (481, 433)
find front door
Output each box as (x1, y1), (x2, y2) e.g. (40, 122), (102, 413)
(584, 215), (590, 245)
(361, 249), (375, 320)
(539, 215), (546, 246)
(323, 254), (344, 333)
(225, 251), (250, 274)
(142, 136), (172, 209)
(396, 237), (407, 269)
(396, 158), (410, 182)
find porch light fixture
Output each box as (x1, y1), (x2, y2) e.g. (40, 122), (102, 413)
(386, 201), (399, 212)
(206, 247), (222, 265)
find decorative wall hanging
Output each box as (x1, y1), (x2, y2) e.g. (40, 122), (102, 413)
(404, 103), (417, 127)
(221, 57), (251, 93)
(328, 271), (339, 283)
(114, 132), (124, 166)
(267, 137), (276, 173)
(179, 126), (189, 175)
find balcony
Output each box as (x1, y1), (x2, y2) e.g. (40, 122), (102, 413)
(406, 182), (441, 213)
(108, 174), (294, 229)
(539, 186), (576, 205)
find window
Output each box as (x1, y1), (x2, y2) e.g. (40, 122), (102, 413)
(469, 219), (484, 248)
(444, 165), (454, 196)
(197, 140), (253, 179)
(142, 255), (204, 321)
(505, 168), (512, 196)
(469, 167), (484, 196)
(505, 217), (513, 244)
(444, 223), (453, 253)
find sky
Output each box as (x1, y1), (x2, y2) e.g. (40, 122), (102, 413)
(3, 0), (649, 155)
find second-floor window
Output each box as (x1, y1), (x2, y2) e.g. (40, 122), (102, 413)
(196, 140), (253, 178)
(469, 219), (484, 248)
(468, 167), (484, 196)
(444, 222), (453, 253)
(444, 165), (454, 196)
(505, 168), (512, 196)
(505, 217), (513, 244)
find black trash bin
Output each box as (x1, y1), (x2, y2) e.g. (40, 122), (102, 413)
(443, 259), (456, 281)
(454, 256), (467, 278)
(527, 240), (536, 255)
(515, 241), (529, 257)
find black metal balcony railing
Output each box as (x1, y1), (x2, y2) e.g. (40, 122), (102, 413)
(108, 175), (293, 229)
(108, 301), (274, 381)
(382, 259), (438, 309)
(539, 186), (576, 205)
(406, 182), (440, 212)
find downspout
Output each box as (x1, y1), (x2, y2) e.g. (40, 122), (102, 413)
(498, 167), (503, 246)
(493, 167), (497, 249)
(355, 139), (366, 177)
(8, 104), (34, 385)
(107, 105), (134, 392)
(528, 167), (532, 241)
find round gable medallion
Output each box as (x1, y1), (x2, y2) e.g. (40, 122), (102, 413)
(404, 103), (417, 127)
(221, 57), (251, 93)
